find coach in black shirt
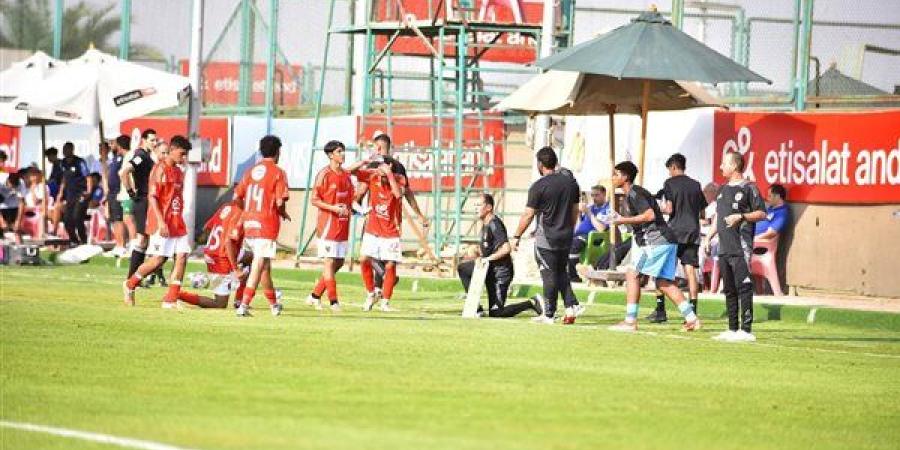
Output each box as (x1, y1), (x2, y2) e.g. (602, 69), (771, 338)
(512, 147), (581, 325)
(704, 152), (766, 342)
(458, 193), (542, 318)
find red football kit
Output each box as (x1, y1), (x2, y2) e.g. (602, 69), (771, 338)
(146, 161), (186, 237)
(234, 159), (289, 240)
(203, 203), (245, 274)
(314, 166), (354, 241)
(356, 167), (406, 238)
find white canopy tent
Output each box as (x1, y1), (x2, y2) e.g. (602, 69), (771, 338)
(0, 51), (67, 128)
(0, 48), (190, 137)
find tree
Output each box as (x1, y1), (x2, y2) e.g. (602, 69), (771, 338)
(0, 0), (162, 61)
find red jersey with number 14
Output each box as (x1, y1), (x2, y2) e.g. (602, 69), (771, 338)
(235, 159), (289, 239)
(204, 203), (244, 260)
(314, 166), (354, 241)
(146, 162), (186, 237)
(356, 167), (406, 238)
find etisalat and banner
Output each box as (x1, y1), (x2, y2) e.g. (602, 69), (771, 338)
(561, 109), (899, 204)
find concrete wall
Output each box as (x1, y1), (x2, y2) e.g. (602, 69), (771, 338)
(782, 203), (900, 298)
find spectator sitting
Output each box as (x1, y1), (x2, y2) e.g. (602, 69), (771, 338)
(0, 150), (9, 184)
(568, 184), (611, 282)
(0, 171), (26, 241)
(23, 168), (51, 240)
(87, 172), (104, 209)
(755, 184), (789, 242)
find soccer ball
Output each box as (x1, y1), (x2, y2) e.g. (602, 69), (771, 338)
(189, 272), (210, 289)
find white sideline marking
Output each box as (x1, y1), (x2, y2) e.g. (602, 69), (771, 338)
(0, 420), (201, 450)
(411, 280), (419, 292)
(587, 291), (598, 305)
(807, 308), (818, 324)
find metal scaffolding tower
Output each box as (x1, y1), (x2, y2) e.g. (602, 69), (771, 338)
(298, 0), (575, 271)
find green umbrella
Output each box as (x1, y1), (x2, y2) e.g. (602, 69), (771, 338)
(537, 10), (770, 84)
(515, 7), (769, 273)
(535, 8), (770, 185)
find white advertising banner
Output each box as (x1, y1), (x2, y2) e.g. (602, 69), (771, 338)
(231, 115), (358, 188)
(562, 108), (716, 194)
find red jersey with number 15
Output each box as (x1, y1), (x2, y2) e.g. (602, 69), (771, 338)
(234, 159), (289, 239)
(356, 167), (406, 238)
(314, 166), (354, 241)
(204, 202), (244, 261)
(146, 161), (186, 237)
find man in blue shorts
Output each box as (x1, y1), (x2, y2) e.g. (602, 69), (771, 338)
(607, 161), (701, 333)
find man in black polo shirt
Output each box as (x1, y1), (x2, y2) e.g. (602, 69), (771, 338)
(704, 151), (766, 342)
(120, 129), (157, 278)
(648, 153), (708, 323)
(458, 193), (543, 318)
(57, 142), (90, 245)
(511, 147), (581, 325)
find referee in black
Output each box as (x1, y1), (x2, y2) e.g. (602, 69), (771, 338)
(120, 129), (157, 279)
(511, 147), (581, 325)
(458, 193), (543, 318)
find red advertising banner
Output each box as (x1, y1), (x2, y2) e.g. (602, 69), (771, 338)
(120, 117), (231, 187)
(360, 114), (506, 192)
(179, 60), (302, 106)
(0, 125), (20, 171)
(373, 0), (543, 63)
(713, 110), (900, 204)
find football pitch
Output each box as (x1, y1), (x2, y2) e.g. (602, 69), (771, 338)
(1, 259), (899, 450)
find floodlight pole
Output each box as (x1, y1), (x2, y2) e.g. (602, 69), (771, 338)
(186, 0), (205, 244)
(52, 0), (63, 58)
(119, 0), (132, 60)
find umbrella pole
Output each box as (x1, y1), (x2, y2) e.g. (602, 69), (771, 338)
(637, 80), (650, 185)
(606, 105), (617, 271)
(40, 125), (47, 175)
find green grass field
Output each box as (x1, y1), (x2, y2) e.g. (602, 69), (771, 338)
(1, 258), (899, 450)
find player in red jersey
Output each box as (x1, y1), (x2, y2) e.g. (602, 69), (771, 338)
(304, 140), (370, 311)
(353, 134), (428, 310)
(232, 135), (290, 317)
(176, 199), (252, 308)
(355, 155), (406, 312)
(122, 136), (192, 308)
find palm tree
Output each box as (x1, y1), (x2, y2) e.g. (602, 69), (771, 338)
(0, 0), (162, 60)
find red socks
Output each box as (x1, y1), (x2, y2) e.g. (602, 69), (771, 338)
(383, 265), (397, 300)
(312, 277), (327, 298)
(325, 278), (338, 303)
(241, 287), (256, 306)
(177, 291), (200, 305)
(361, 260), (375, 292)
(125, 274), (142, 290)
(164, 282), (181, 303)
(264, 289), (277, 306)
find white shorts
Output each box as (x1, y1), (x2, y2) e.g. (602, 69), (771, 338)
(146, 233), (192, 258)
(210, 273), (241, 297)
(245, 237), (277, 259)
(317, 239), (349, 259)
(361, 233), (402, 262)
